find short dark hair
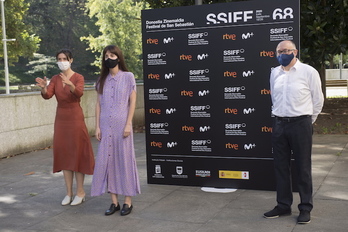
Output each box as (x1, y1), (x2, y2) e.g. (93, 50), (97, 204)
(56, 49), (73, 61)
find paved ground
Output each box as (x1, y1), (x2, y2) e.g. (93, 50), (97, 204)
(0, 133), (348, 232)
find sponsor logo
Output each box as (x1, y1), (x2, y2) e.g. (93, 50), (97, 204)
(260, 50), (275, 57)
(149, 88), (167, 94)
(224, 86), (245, 92)
(198, 90), (210, 96)
(223, 49), (245, 62)
(166, 108), (177, 114)
(260, 88), (271, 94)
(261, 126), (272, 132)
(148, 53), (165, 59)
(163, 37), (174, 44)
(150, 122), (169, 135)
(197, 53), (209, 60)
(244, 143), (256, 150)
(222, 33), (237, 40)
(164, 73), (175, 79)
(199, 126), (211, 132)
(148, 73), (160, 80)
(206, 11), (253, 24)
(188, 33), (206, 39)
(241, 32), (254, 39)
(146, 38), (159, 44)
(190, 105), (211, 118)
(219, 170), (249, 179)
(182, 125), (195, 132)
(196, 170), (211, 177)
(149, 88), (168, 100)
(189, 69), (210, 82)
(188, 32), (209, 45)
(224, 71), (237, 78)
(181, 90), (194, 97)
(150, 141), (162, 148)
(242, 70), (255, 77)
(180, 54), (192, 61)
(149, 108), (161, 114)
(225, 108), (238, 114)
(270, 27), (293, 34)
(243, 108), (256, 114)
(225, 123), (247, 136)
(167, 142), (178, 148)
(191, 139), (212, 152)
(172, 166), (188, 179)
(155, 165), (161, 174)
(225, 143), (239, 150)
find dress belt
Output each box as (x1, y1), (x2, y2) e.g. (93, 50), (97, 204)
(275, 115), (310, 122)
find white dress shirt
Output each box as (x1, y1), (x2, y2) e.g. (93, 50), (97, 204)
(270, 59), (324, 123)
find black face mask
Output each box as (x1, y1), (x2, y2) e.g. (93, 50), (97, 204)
(105, 58), (119, 69)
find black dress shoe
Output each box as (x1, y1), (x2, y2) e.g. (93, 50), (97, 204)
(105, 203), (120, 216)
(120, 204), (133, 216)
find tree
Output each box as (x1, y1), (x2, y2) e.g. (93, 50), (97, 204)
(24, 0), (99, 80)
(82, 0), (149, 79)
(300, 0), (348, 97)
(0, 0), (40, 62)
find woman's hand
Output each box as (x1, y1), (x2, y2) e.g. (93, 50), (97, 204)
(95, 127), (102, 141)
(35, 77), (47, 88)
(124, 124), (132, 138)
(59, 73), (73, 86)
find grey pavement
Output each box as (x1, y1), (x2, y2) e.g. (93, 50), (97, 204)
(0, 133), (348, 232)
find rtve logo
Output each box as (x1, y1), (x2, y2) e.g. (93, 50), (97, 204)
(149, 108), (161, 115)
(180, 54), (192, 61)
(226, 143), (239, 150)
(148, 73), (160, 80)
(224, 71), (237, 78)
(222, 33), (236, 40)
(244, 143), (256, 150)
(167, 142), (178, 148)
(261, 89), (271, 94)
(163, 37), (174, 44)
(146, 38), (159, 44)
(260, 50), (275, 57)
(150, 141), (162, 148)
(182, 125), (194, 132)
(242, 32), (254, 39)
(197, 54), (209, 60)
(261, 126), (272, 133)
(225, 108), (238, 114)
(181, 90), (194, 97)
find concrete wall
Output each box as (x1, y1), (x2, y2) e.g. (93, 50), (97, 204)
(0, 84), (144, 158)
(326, 69), (348, 80)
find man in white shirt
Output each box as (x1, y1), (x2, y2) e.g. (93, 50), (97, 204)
(263, 40), (324, 224)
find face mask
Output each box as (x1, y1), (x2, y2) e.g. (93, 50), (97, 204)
(277, 53), (294, 67)
(105, 58), (119, 69)
(57, 61), (71, 71)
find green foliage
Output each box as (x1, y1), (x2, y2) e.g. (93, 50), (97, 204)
(26, 53), (57, 77)
(82, 0), (150, 79)
(24, 0), (99, 80)
(0, 0), (40, 62)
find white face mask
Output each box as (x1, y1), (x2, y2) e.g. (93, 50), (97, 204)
(57, 61), (71, 71)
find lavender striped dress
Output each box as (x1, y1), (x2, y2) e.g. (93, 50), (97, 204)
(91, 71), (140, 197)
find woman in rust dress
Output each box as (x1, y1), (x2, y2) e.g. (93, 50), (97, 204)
(36, 49), (95, 206)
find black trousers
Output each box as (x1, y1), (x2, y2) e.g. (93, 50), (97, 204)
(272, 115), (313, 212)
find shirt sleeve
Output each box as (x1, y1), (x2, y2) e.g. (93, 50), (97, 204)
(72, 74), (84, 98)
(42, 76), (56, 99)
(310, 68), (324, 123)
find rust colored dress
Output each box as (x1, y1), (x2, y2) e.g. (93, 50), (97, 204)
(42, 73), (94, 174)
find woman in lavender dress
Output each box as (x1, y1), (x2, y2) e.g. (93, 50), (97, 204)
(91, 45), (140, 216)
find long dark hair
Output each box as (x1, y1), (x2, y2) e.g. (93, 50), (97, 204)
(96, 45), (128, 94)
(56, 49), (73, 61)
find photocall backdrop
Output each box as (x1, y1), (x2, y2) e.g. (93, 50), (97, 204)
(141, 0), (299, 190)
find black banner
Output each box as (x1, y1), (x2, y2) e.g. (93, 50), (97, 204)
(142, 0), (299, 190)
